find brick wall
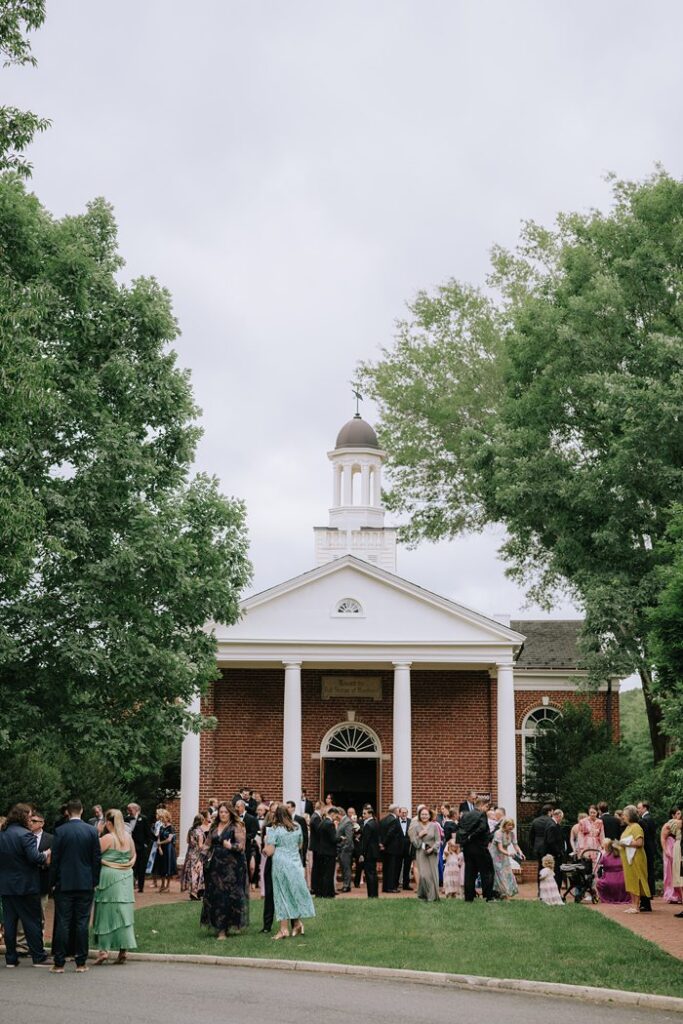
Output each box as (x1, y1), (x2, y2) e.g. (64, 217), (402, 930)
(197, 667), (615, 819)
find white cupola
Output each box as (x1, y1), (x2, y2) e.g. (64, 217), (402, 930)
(313, 414), (397, 572)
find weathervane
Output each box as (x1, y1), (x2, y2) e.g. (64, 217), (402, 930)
(351, 382), (363, 417)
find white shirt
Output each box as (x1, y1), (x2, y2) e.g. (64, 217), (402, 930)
(33, 829), (43, 848)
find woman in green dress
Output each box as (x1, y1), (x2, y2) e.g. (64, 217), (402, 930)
(93, 809), (137, 964)
(612, 804), (651, 914)
(264, 803), (315, 940)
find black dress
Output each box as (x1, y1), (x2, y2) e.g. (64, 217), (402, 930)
(200, 824), (248, 932)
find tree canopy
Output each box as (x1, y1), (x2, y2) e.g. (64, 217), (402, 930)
(0, 1), (49, 177)
(361, 171), (683, 762)
(0, 178), (251, 789)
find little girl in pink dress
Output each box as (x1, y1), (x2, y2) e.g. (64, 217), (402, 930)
(539, 855), (564, 905)
(442, 839), (464, 897)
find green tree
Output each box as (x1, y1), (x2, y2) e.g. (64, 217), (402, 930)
(560, 747), (637, 825)
(0, 1), (50, 177)
(647, 505), (683, 746)
(524, 701), (610, 804)
(619, 688), (653, 768)
(362, 171), (683, 762)
(0, 178), (251, 792)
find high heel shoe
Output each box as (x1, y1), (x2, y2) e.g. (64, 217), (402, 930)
(272, 930), (290, 940)
(291, 923), (305, 937)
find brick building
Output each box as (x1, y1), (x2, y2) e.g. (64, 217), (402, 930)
(179, 415), (619, 851)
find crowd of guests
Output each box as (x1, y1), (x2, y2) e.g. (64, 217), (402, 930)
(1, 787), (680, 967)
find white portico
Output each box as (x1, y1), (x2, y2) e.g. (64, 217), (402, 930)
(179, 414), (528, 854)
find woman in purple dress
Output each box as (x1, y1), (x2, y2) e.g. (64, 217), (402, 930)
(596, 842), (630, 904)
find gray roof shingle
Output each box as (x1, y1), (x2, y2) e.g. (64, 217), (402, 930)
(511, 619), (584, 670)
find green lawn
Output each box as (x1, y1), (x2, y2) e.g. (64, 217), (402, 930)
(134, 899), (683, 997)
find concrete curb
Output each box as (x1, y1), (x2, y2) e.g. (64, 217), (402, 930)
(123, 953), (683, 1013)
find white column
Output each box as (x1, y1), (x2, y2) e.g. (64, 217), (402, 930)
(392, 661), (412, 812)
(333, 464), (342, 506)
(361, 464), (370, 505)
(179, 690), (201, 861)
(282, 661), (302, 803)
(374, 464), (383, 506)
(496, 659), (517, 818)
(342, 464), (353, 505)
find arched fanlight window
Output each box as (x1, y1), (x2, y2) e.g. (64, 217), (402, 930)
(334, 597), (363, 616)
(323, 724), (380, 756)
(520, 705), (562, 797)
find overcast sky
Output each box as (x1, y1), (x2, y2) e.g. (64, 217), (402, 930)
(7, 2), (683, 646)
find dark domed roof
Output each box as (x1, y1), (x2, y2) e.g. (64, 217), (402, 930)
(335, 415), (379, 449)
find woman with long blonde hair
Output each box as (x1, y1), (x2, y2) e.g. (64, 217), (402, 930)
(92, 809), (137, 965)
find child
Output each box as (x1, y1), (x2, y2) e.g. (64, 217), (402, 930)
(442, 839), (464, 897)
(539, 854), (564, 905)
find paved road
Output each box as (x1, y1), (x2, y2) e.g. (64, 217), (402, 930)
(3, 963), (679, 1024)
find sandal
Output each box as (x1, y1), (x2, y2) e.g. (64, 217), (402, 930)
(93, 954), (109, 966)
(272, 930), (290, 940)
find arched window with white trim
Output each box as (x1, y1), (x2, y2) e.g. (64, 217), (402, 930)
(321, 722), (381, 757)
(333, 597), (363, 617)
(519, 705), (562, 797)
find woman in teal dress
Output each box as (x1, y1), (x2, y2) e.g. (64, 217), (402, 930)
(264, 804), (315, 940)
(93, 809), (137, 965)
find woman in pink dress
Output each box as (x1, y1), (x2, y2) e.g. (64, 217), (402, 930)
(661, 807), (683, 904)
(596, 842), (630, 904)
(577, 805), (605, 864)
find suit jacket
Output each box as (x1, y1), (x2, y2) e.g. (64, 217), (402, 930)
(126, 814), (153, 850)
(51, 818), (101, 892)
(241, 812), (259, 844)
(336, 815), (354, 854)
(379, 813), (404, 856)
(545, 821), (566, 862)
(38, 831), (54, 896)
(639, 814), (657, 864)
(459, 800), (475, 814)
(457, 809), (490, 848)
(318, 817), (338, 856)
(293, 815), (309, 863)
(528, 814), (554, 857)
(600, 813), (623, 841)
(0, 822), (48, 896)
(309, 811), (322, 854)
(302, 799), (314, 816)
(398, 819), (413, 857)
(361, 817), (381, 861)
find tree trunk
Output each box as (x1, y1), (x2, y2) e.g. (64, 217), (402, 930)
(638, 666), (668, 763)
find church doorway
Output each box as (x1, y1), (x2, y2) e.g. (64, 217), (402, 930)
(320, 722), (381, 812)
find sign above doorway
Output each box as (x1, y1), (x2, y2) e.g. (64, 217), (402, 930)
(321, 675), (382, 701)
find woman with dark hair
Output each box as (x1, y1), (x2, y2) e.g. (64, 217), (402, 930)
(263, 803), (315, 940)
(152, 809), (177, 893)
(201, 803), (248, 938)
(409, 806), (440, 901)
(181, 814), (206, 901)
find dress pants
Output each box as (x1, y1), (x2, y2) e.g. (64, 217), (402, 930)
(1, 894), (48, 965)
(463, 844), (494, 901)
(53, 890), (94, 967)
(364, 858), (378, 898)
(640, 852), (655, 910)
(338, 847), (353, 889)
(401, 851), (414, 889)
(251, 842), (262, 886)
(382, 853), (399, 891)
(311, 852), (321, 896)
(318, 854), (336, 897)
(134, 846), (149, 892)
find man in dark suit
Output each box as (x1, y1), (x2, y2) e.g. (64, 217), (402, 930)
(286, 801), (309, 867)
(360, 805), (380, 898)
(125, 803), (152, 893)
(379, 805), (403, 892)
(459, 790), (477, 815)
(527, 803), (555, 894)
(0, 803), (51, 967)
(335, 809), (354, 893)
(234, 799), (259, 885)
(637, 800), (657, 911)
(598, 802), (623, 841)
(547, 808), (567, 891)
(51, 798), (101, 973)
(299, 790), (314, 816)
(458, 797), (495, 901)
(398, 807), (414, 891)
(309, 802), (323, 895)
(317, 808), (338, 898)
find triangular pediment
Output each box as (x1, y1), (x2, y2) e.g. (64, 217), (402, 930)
(213, 556), (525, 647)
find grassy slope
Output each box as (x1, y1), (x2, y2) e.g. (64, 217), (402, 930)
(134, 899), (682, 996)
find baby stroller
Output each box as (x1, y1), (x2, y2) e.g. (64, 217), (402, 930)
(559, 852), (599, 903)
